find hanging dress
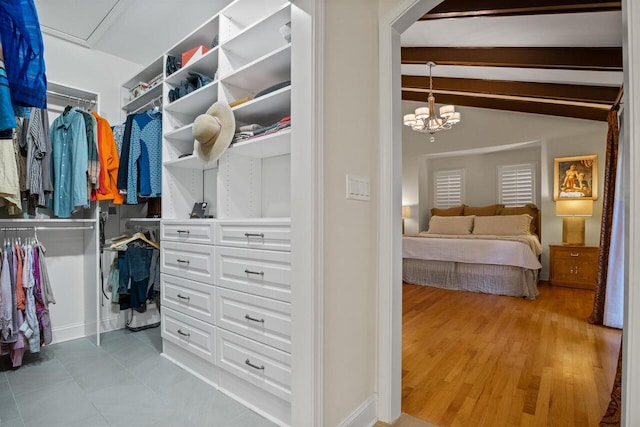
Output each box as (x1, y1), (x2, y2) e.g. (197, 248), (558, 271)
(0, 246), (13, 340)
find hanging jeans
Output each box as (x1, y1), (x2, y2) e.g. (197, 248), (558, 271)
(118, 247), (152, 312)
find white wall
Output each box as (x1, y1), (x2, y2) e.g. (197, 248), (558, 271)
(43, 33), (142, 124)
(403, 103), (607, 278)
(323, 0), (379, 425)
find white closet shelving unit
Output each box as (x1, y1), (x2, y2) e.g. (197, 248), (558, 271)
(117, 0), (294, 424)
(0, 81), (101, 346)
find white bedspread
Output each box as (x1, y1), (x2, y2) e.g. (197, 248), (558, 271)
(403, 234), (542, 270)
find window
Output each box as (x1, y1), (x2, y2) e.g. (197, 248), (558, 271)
(498, 163), (536, 206)
(433, 169), (464, 208)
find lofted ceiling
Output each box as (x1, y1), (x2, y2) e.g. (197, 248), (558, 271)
(34, 0), (230, 65)
(401, 0), (624, 121)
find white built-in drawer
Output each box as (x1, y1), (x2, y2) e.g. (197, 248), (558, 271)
(162, 306), (215, 362)
(161, 241), (215, 284)
(161, 273), (215, 324)
(161, 220), (215, 244)
(216, 329), (291, 403)
(214, 219), (291, 251)
(214, 246), (291, 302)
(215, 287), (291, 352)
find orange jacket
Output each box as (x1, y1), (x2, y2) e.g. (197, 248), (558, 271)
(92, 112), (124, 204)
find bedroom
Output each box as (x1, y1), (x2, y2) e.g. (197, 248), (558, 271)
(397, 2), (623, 426)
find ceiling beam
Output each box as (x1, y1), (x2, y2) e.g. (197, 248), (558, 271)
(420, 0), (621, 20)
(402, 75), (620, 105)
(402, 88), (611, 121)
(401, 47), (623, 71)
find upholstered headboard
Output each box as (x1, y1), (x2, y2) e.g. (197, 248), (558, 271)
(430, 204), (541, 241)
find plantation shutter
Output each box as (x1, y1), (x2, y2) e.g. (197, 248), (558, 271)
(434, 169), (464, 208)
(499, 163), (535, 206)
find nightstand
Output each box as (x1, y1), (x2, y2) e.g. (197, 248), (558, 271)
(549, 244), (600, 290)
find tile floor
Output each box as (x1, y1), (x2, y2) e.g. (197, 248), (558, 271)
(0, 328), (277, 427)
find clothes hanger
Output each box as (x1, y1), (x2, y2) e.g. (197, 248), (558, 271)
(110, 232), (160, 250)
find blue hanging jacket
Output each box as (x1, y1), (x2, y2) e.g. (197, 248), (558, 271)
(0, 0), (47, 110)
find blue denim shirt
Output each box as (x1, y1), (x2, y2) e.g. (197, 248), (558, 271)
(50, 110), (88, 217)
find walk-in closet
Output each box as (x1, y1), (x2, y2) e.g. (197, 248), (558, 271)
(1, 0), (298, 426)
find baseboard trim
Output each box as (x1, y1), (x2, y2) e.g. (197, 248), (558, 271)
(52, 321), (86, 343)
(338, 394), (378, 427)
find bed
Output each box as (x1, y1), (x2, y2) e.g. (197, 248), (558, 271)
(402, 204), (542, 299)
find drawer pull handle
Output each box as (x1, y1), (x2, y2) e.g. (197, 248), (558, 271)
(177, 259), (190, 265)
(177, 294), (191, 301)
(245, 314), (265, 323)
(244, 233), (265, 238)
(570, 252), (579, 257)
(245, 359), (265, 371)
(244, 269), (265, 277)
(177, 230), (190, 235)
(177, 329), (190, 338)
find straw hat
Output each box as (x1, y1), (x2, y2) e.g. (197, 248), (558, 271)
(192, 101), (235, 163)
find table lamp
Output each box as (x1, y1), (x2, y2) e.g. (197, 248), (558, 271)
(556, 199), (593, 245)
(402, 205), (411, 234)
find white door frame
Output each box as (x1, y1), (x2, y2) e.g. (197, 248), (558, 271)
(291, 0), (324, 426)
(378, 1), (640, 425)
(377, 0), (445, 422)
(622, 1), (640, 425)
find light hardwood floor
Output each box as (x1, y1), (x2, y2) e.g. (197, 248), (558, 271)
(402, 283), (621, 427)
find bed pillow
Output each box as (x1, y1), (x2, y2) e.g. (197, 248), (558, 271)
(472, 214), (533, 236)
(430, 205), (464, 217)
(426, 215), (475, 235)
(498, 204), (538, 234)
(463, 204), (504, 216)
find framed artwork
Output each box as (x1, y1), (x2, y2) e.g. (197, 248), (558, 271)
(553, 154), (598, 201)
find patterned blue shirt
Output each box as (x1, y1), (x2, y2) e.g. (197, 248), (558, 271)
(126, 111), (162, 203)
(50, 110), (88, 217)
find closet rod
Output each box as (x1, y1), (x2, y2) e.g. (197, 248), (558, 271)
(46, 90), (97, 105)
(131, 95), (162, 114)
(125, 221), (160, 230)
(0, 226), (95, 231)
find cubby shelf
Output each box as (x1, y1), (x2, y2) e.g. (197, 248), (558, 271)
(163, 154), (218, 170)
(163, 81), (219, 117)
(230, 128), (291, 158)
(121, 83), (162, 113)
(232, 85), (291, 126)
(164, 123), (194, 143)
(165, 47), (219, 87)
(220, 3), (290, 72)
(221, 43), (291, 94)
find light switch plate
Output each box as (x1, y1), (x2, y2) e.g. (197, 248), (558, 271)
(346, 174), (370, 201)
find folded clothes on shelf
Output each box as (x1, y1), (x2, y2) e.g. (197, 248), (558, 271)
(231, 116), (291, 145)
(254, 81), (291, 99)
(168, 71), (213, 103)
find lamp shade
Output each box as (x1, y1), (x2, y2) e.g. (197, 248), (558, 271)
(439, 105), (455, 118)
(556, 199), (593, 216)
(403, 114), (416, 126)
(402, 205), (411, 218)
(448, 112), (461, 124)
(415, 107), (430, 120)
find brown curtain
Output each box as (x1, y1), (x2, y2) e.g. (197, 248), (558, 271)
(600, 337), (623, 427)
(589, 105), (620, 325)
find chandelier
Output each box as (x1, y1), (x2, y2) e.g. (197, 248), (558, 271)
(403, 61), (461, 142)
